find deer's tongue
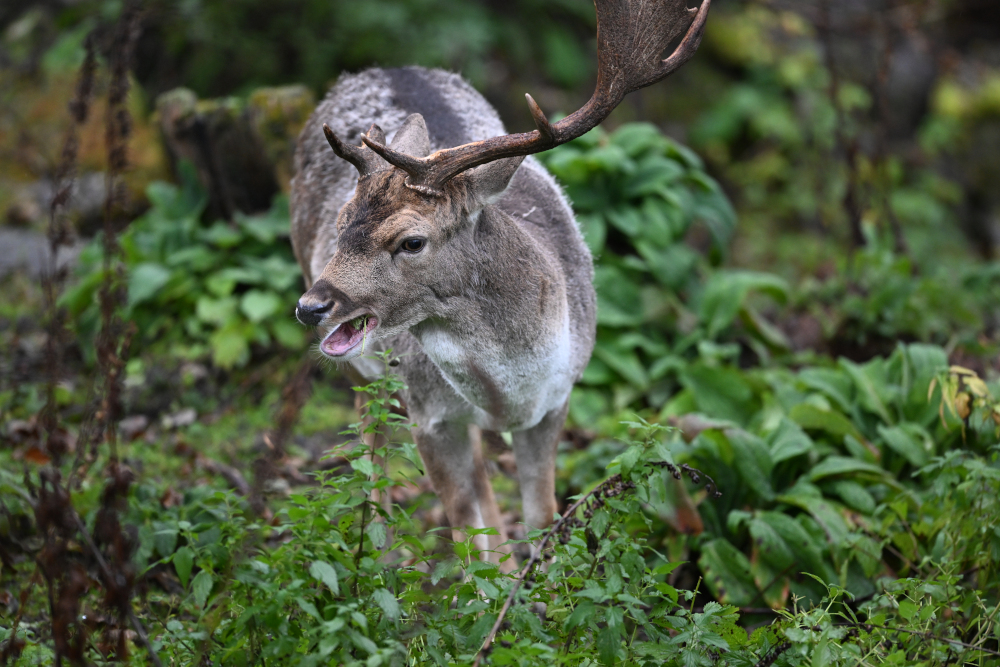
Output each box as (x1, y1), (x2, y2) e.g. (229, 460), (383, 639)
(321, 316), (377, 356)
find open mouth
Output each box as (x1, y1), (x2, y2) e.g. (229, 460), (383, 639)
(320, 314), (379, 357)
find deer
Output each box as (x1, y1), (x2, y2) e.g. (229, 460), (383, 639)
(289, 0), (710, 567)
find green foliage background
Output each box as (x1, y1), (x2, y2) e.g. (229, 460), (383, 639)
(2, 0), (1000, 665)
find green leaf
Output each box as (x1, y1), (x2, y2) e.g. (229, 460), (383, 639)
(757, 512), (835, 584)
(839, 358), (893, 423)
(210, 322), (251, 369)
(680, 364), (756, 425)
(829, 480), (876, 515)
(594, 265), (644, 327)
(365, 520), (387, 549)
(128, 263), (172, 308)
(270, 318), (306, 349)
(173, 547), (194, 588)
(809, 456), (885, 481)
(699, 270), (788, 337)
(623, 155), (685, 198)
(195, 295), (238, 327)
(596, 624), (621, 666)
(620, 445), (643, 477)
(769, 418), (814, 463)
(789, 404), (866, 444)
(877, 423), (930, 467)
(699, 539), (757, 607)
(309, 560), (339, 595)
(610, 122), (667, 157)
(372, 588), (401, 621)
(594, 339), (648, 390)
(564, 601), (596, 631)
(240, 289), (282, 323)
(192, 570), (213, 608)
(726, 429), (774, 500)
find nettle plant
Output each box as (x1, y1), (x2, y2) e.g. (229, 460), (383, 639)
(133, 363), (1000, 666)
(64, 165), (306, 369)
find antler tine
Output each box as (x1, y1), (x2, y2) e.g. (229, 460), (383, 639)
(357, 0), (711, 195)
(323, 123), (388, 179)
(525, 94), (556, 144)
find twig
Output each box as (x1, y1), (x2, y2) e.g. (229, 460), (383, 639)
(72, 512), (164, 667)
(471, 479), (610, 667)
(819, 0), (866, 250)
(753, 641), (790, 667)
(197, 456), (252, 496)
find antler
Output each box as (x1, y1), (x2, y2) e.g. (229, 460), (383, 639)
(323, 123), (389, 179)
(360, 0), (711, 196)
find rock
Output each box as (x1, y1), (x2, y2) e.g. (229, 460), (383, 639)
(247, 85), (316, 191)
(161, 407), (197, 430)
(0, 227), (83, 279)
(156, 88), (281, 220)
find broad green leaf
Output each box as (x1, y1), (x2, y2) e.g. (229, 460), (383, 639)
(680, 364), (756, 425)
(699, 270), (788, 337)
(748, 516), (796, 571)
(809, 456), (885, 480)
(270, 318), (306, 349)
(623, 155), (685, 198)
(309, 560), (339, 595)
(210, 322), (250, 369)
(240, 289), (281, 323)
(726, 429), (774, 500)
(757, 512), (835, 584)
(610, 122), (667, 157)
(128, 263), (172, 308)
(577, 212), (606, 254)
(192, 570), (213, 608)
(365, 520), (387, 549)
(699, 539), (757, 607)
(789, 404), (866, 444)
(195, 295), (238, 327)
(839, 358), (893, 423)
(829, 480), (876, 515)
(594, 339), (648, 390)
(777, 492), (850, 546)
(594, 265), (644, 327)
(596, 624), (621, 666)
(798, 368), (854, 413)
(768, 418), (814, 463)
(877, 423), (930, 467)
(372, 587), (401, 620)
(173, 546), (194, 588)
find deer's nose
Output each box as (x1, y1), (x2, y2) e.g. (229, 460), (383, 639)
(295, 298), (333, 326)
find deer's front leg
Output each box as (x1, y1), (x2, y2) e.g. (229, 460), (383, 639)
(511, 401), (568, 531)
(413, 420), (511, 568)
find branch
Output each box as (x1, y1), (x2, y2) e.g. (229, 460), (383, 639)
(73, 512), (164, 667)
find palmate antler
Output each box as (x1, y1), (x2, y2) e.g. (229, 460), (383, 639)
(329, 0), (711, 197)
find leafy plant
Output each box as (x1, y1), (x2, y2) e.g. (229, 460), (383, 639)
(538, 124), (795, 424)
(63, 165), (306, 369)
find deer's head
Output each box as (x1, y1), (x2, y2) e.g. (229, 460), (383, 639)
(295, 114), (523, 360)
(296, 0), (712, 361)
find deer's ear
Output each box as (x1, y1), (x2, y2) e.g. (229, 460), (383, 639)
(389, 114), (431, 158)
(464, 156), (525, 208)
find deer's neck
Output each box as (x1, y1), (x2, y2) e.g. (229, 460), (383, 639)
(409, 206), (573, 431)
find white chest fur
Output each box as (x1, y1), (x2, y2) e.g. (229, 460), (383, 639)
(415, 312), (574, 432)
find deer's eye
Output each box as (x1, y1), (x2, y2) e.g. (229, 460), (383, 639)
(400, 238), (425, 253)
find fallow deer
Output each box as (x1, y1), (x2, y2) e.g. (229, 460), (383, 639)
(290, 0), (710, 565)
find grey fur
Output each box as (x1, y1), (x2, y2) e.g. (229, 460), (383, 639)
(290, 67), (596, 561)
